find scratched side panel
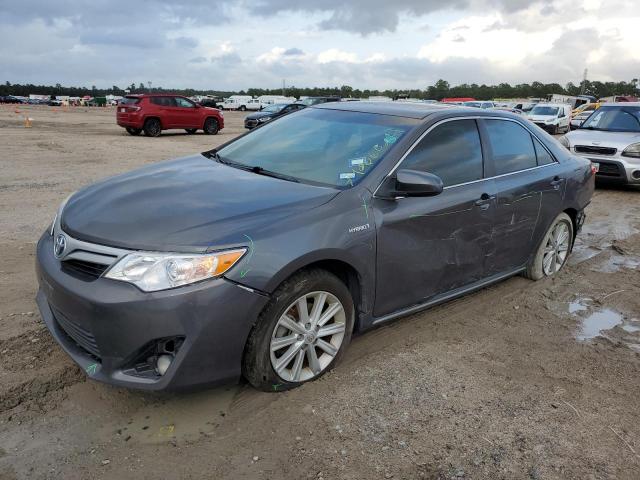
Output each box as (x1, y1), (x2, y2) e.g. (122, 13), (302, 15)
(372, 180), (497, 317)
(224, 187), (378, 318)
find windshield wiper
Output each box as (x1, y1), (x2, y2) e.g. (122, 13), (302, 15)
(247, 166), (300, 183)
(207, 151), (300, 183)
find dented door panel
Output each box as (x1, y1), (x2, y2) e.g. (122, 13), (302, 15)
(373, 179), (497, 317)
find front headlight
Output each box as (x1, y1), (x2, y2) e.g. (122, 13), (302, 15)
(547, 118), (556, 123)
(104, 249), (246, 292)
(622, 143), (640, 158)
(258, 116), (271, 122)
(558, 135), (570, 149)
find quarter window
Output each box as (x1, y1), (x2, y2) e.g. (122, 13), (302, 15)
(401, 120), (483, 187)
(485, 120), (537, 175)
(533, 137), (555, 166)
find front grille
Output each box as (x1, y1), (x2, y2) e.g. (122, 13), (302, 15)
(51, 305), (101, 359)
(596, 161), (623, 177)
(534, 122), (549, 129)
(61, 259), (109, 280)
(575, 145), (617, 156)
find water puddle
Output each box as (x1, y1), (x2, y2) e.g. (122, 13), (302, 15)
(576, 308), (623, 341)
(591, 254), (640, 273)
(571, 300), (640, 351)
(568, 297), (591, 314)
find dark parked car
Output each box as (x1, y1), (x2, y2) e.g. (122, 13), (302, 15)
(244, 103), (306, 129)
(116, 94), (224, 137)
(36, 102), (594, 393)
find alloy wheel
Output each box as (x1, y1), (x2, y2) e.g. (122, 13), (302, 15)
(270, 291), (346, 383)
(542, 221), (570, 275)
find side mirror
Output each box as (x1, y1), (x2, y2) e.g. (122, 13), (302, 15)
(394, 169), (444, 197)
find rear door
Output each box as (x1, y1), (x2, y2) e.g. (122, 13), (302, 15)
(373, 119), (497, 317)
(150, 96), (178, 128)
(480, 118), (565, 275)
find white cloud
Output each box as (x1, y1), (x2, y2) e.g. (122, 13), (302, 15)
(317, 49), (358, 64)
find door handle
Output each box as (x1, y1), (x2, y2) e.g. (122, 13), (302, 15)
(474, 193), (496, 209)
(550, 176), (564, 189)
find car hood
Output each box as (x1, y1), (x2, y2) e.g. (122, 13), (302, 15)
(61, 154), (339, 252)
(566, 129), (640, 149)
(528, 115), (556, 122)
(246, 111), (276, 120)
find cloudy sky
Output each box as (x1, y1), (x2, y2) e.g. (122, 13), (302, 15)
(2, 0), (639, 91)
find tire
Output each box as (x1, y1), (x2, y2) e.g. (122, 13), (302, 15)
(185, 128), (197, 134)
(242, 269), (355, 392)
(239, 105), (247, 111)
(126, 127), (142, 136)
(525, 212), (573, 280)
(203, 117), (219, 135)
(143, 118), (162, 137)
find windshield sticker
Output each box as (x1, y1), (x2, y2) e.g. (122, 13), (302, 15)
(340, 173), (356, 180)
(384, 129), (403, 145)
(350, 157), (366, 166)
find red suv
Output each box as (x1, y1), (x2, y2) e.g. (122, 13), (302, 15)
(116, 94), (224, 137)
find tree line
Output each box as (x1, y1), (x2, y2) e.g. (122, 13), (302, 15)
(2, 79), (638, 101)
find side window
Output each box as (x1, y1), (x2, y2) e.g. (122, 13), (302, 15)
(151, 97), (175, 107)
(401, 119), (483, 187)
(485, 120), (537, 175)
(175, 97), (195, 108)
(533, 137), (555, 166)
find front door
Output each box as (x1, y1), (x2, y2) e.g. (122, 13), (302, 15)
(374, 119), (496, 317)
(173, 97), (199, 128)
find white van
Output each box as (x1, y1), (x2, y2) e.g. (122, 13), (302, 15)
(527, 103), (571, 134)
(221, 95), (253, 111)
(257, 95), (296, 108)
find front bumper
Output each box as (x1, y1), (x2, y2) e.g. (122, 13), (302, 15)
(35, 232), (269, 391)
(572, 154), (640, 184)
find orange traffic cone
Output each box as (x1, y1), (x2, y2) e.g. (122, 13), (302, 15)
(24, 117), (32, 128)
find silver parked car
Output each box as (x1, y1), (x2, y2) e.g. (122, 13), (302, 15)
(560, 103), (640, 184)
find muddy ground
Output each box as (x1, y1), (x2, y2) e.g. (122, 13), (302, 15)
(0, 105), (639, 480)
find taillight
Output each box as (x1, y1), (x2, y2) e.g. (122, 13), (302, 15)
(127, 106), (141, 112)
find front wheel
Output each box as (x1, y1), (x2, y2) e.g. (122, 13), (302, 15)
(525, 212), (573, 280)
(203, 117), (219, 135)
(242, 269), (354, 392)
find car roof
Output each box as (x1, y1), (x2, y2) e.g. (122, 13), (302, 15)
(125, 94), (187, 98)
(599, 102), (640, 107)
(312, 100), (460, 119)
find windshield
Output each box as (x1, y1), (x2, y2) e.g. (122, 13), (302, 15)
(263, 104), (286, 113)
(298, 98), (318, 106)
(217, 108), (415, 187)
(463, 101), (481, 108)
(580, 106), (640, 132)
(530, 106), (559, 116)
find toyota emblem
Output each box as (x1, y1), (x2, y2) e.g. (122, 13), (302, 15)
(54, 234), (67, 258)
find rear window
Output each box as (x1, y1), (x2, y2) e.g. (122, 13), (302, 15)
(120, 97), (140, 105)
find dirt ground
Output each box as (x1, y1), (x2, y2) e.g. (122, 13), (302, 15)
(1, 105), (639, 480)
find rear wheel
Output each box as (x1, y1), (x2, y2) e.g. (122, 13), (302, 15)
(525, 212), (573, 280)
(243, 269), (354, 392)
(203, 117), (219, 135)
(239, 105), (247, 111)
(185, 128), (197, 134)
(126, 127), (142, 136)
(143, 118), (162, 137)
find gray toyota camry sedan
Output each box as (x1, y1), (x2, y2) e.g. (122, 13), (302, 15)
(36, 102), (594, 392)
